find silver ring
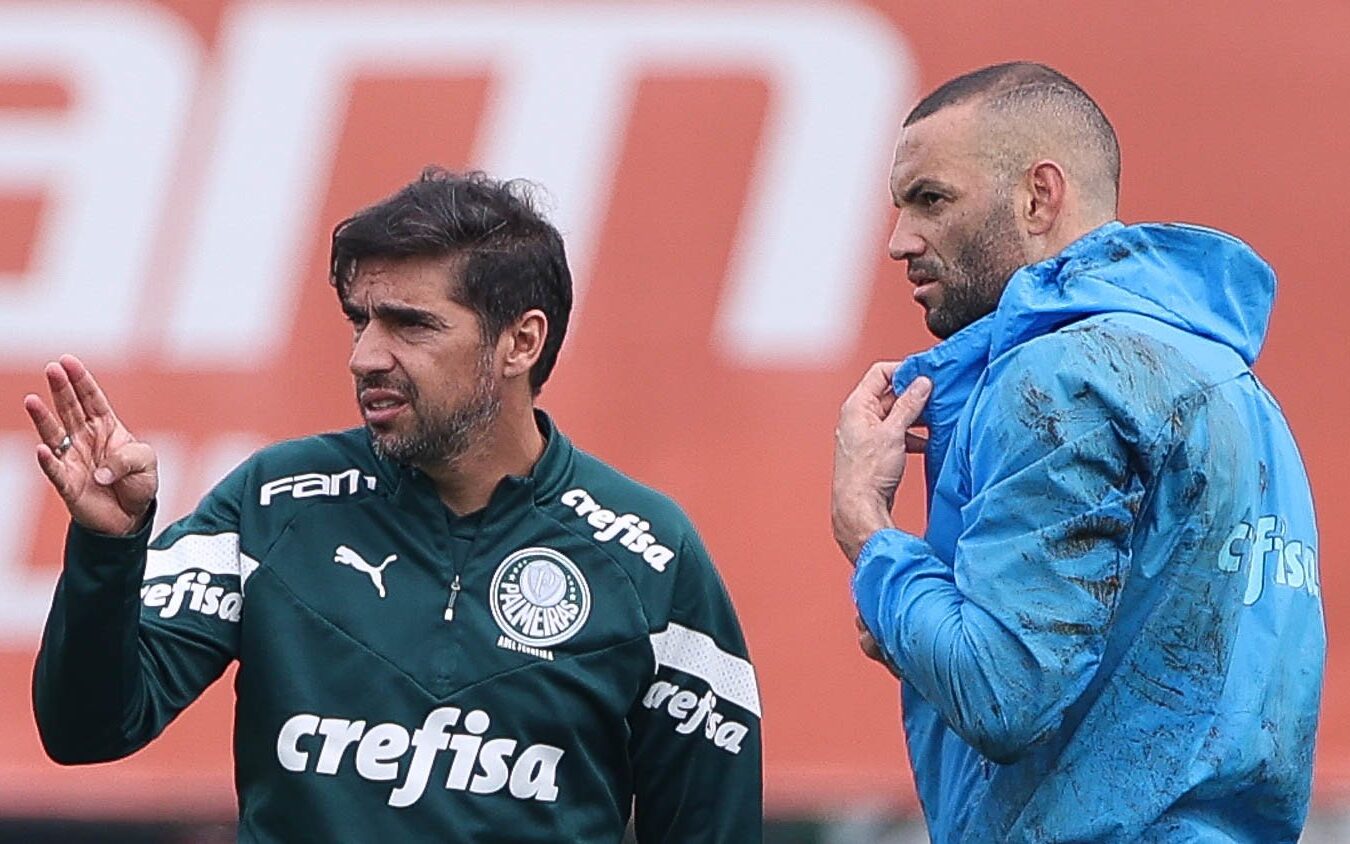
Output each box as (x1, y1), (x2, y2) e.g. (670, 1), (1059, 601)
(53, 435), (72, 457)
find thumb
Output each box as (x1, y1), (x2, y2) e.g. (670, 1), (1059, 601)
(884, 376), (932, 433)
(94, 442), (157, 486)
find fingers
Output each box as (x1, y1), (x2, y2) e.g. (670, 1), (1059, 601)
(61, 355), (115, 421)
(856, 360), (901, 395)
(34, 442), (71, 497)
(855, 617), (901, 679)
(850, 360), (903, 414)
(27, 391), (79, 501)
(859, 630), (885, 663)
(884, 376), (932, 432)
(23, 394), (66, 451)
(94, 442), (156, 487)
(45, 359), (88, 436)
(855, 616), (883, 661)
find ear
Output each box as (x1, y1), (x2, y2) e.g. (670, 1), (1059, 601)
(499, 309), (548, 383)
(1023, 159), (1067, 236)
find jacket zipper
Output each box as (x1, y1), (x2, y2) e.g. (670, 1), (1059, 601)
(443, 575), (461, 622)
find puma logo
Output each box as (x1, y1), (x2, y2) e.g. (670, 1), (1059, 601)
(333, 545), (397, 598)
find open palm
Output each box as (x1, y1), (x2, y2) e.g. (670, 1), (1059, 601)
(22, 355), (157, 536)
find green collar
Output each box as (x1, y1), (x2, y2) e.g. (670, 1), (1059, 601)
(373, 409), (575, 517)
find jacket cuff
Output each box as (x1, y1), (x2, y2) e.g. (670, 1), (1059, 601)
(851, 527), (924, 639)
(64, 502), (157, 581)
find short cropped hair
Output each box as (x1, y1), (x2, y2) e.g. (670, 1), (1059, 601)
(907, 62), (1120, 209)
(330, 167), (573, 395)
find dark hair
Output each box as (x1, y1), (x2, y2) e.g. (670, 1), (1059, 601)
(905, 62), (1120, 201)
(330, 167), (572, 395)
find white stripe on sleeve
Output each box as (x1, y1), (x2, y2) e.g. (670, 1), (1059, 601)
(144, 532), (245, 581)
(649, 622), (761, 718)
(240, 555), (260, 590)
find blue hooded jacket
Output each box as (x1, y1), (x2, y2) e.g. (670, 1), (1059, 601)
(853, 222), (1325, 842)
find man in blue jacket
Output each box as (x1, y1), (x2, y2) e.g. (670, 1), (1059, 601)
(832, 62), (1324, 841)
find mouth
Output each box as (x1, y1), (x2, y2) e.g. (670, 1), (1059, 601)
(909, 276), (940, 304)
(359, 389), (410, 426)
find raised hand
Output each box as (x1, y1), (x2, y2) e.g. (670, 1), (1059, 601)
(831, 362), (932, 562)
(23, 355), (157, 536)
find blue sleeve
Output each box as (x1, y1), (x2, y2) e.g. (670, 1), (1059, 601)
(852, 342), (1145, 763)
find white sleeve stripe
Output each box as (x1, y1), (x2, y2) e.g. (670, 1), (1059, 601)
(649, 622), (761, 717)
(144, 532), (245, 581)
(240, 555), (260, 591)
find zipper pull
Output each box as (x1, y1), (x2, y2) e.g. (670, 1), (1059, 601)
(443, 575), (461, 622)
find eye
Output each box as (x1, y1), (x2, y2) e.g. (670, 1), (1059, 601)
(396, 317), (438, 335)
(917, 190), (946, 209)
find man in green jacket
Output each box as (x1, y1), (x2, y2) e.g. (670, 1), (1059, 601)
(25, 168), (762, 842)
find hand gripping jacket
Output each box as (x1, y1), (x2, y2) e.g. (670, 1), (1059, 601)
(853, 223), (1324, 842)
(35, 413), (762, 842)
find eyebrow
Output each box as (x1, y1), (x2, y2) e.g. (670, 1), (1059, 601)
(341, 300), (448, 329)
(896, 177), (956, 205)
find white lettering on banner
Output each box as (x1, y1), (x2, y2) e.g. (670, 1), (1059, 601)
(0, 2), (915, 640)
(163, 2), (913, 367)
(276, 707), (564, 807)
(0, 431), (263, 647)
(0, 4), (198, 365)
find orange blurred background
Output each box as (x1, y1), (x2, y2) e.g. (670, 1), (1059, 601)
(0, 0), (1345, 823)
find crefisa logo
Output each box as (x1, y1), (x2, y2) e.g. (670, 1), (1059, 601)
(491, 548), (591, 659)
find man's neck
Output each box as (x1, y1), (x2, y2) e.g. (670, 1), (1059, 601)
(418, 406), (545, 516)
(1031, 213), (1116, 264)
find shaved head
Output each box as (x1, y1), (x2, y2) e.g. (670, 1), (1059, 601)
(887, 63), (1122, 337)
(905, 62), (1120, 218)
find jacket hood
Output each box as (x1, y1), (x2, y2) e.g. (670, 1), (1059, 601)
(989, 221), (1276, 365)
(893, 221), (1276, 498)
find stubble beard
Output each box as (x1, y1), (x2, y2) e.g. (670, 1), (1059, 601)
(364, 348), (503, 467)
(923, 197), (1028, 340)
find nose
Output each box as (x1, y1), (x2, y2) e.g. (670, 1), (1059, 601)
(888, 209), (926, 262)
(349, 323), (395, 380)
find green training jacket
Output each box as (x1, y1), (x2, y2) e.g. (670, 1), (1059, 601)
(34, 412), (762, 842)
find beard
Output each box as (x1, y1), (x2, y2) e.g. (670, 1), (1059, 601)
(920, 197), (1027, 339)
(361, 348), (503, 467)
